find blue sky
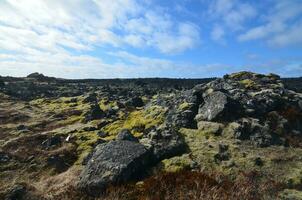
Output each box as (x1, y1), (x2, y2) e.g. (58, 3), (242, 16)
(0, 0), (301, 78)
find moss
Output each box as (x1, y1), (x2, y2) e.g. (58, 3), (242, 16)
(178, 102), (192, 111)
(279, 189), (302, 200)
(102, 106), (166, 137)
(285, 167), (302, 188)
(180, 127), (302, 183)
(229, 71), (252, 79)
(197, 121), (224, 135)
(160, 154), (195, 172)
(98, 99), (118, 111)
(239, 79), (258, 89)
(73, 130), (99, 165)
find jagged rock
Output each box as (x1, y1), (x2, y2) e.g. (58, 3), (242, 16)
(234, 118), (284, 147)
(0, 152), (11, 163)
(82, 92), (98, 103)
(16, 125), (27, 131)
(78, 140), (151, 196)
(125, 96), (144, 107)
(5, 184), (26, 200)
(97, 131), (108, 138)
(196, 91), (241, 122)
(214, 144), (230, 163)
(83, 126), (98, 132)
(140, 127), (186, 162)
(83, 103), (105, 122)
(41, 135), (62, 149)
(116, 129), (138, 142)
(172, 110), (196, 128)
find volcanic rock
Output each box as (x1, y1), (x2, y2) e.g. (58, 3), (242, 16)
(78, 140), (151, 196)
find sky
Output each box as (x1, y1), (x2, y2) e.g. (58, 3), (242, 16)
(0, 0), (302, 78)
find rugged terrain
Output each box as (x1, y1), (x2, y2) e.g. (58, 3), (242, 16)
(0, 71), (302, 200)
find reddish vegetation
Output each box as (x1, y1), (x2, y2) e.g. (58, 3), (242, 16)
(38, 170), (282, 200)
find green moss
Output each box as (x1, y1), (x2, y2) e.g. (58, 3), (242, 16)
(73, 130), (99, 165)
(160, 154), (195, 172)
(180, 127), (302, 183)
(102, 106), (166, 137)
(98, 99), (118, 111)
(197, 121), (224, 135)
(229, 71), (252, 79)
(279, 189), (302, 200)
(178, 102), (192, 111)
(239, 79), (258, 89)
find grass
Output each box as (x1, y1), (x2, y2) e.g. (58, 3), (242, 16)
(33, 170), (282, 200)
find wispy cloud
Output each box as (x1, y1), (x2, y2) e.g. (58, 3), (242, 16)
(238, 1), (302, 47)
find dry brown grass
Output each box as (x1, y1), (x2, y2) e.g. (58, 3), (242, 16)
(34, 170), (282, 200)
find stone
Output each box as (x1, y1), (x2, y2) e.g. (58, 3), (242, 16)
(196, 91), (241, 122)
(0, 152), (11, 163)
(5, 184), (26, 200)
(41, 135), (61, 149)
(83, 103), (105, 122)
(140, 127), (186, 162)
(214, 144), (230, 163)
(83, 92), (97, 103)
(83, 126), (98, 132)
(125, 97), (144, 107)
(254, 157), (264, 166)
(16, 125), (27, 131)
(116, 129), (138, 142)
(78, 140), (151, 196)
(172, 110), (196, 128)
(97, 131), (108, 138)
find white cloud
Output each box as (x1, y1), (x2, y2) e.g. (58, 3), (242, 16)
(0, 0), (201, 78)
(268, 21), (302, 47)
(0, 0), (200, 54)
(211, 24), (225, 42)
(209, 0), (256, 30)
(208, 0), (256, 42)
(238, 1), (302, 47)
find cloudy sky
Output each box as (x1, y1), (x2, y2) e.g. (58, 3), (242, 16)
(0, 0), (301, 78)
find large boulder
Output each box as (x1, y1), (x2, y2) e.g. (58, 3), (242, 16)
(78, 140), (150, 196)
(234, 118), (284, 147)
(83, 103), (105, 122)
(82, 92), (98, 104)
(125, 97), (144, 107)
(140, 127), (186, 162)
(195, 91), (241, 122)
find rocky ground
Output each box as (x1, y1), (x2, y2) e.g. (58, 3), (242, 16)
(0, 71), (302, 200)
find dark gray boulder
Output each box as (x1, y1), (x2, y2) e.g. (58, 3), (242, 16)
(125, 97), (144, 107)
(82, 92), (98, 104)
(5, 184), (26, 200)
(140, 127), (186, 162)
(234, 118), (284, 147)
(196, 91), (241, 122)
(78, 140), (150, 196)
(83, 103), (105, 122)
(41, 135), (62, 149)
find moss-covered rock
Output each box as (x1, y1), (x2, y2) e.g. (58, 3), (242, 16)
(102, 106), (166, 137)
